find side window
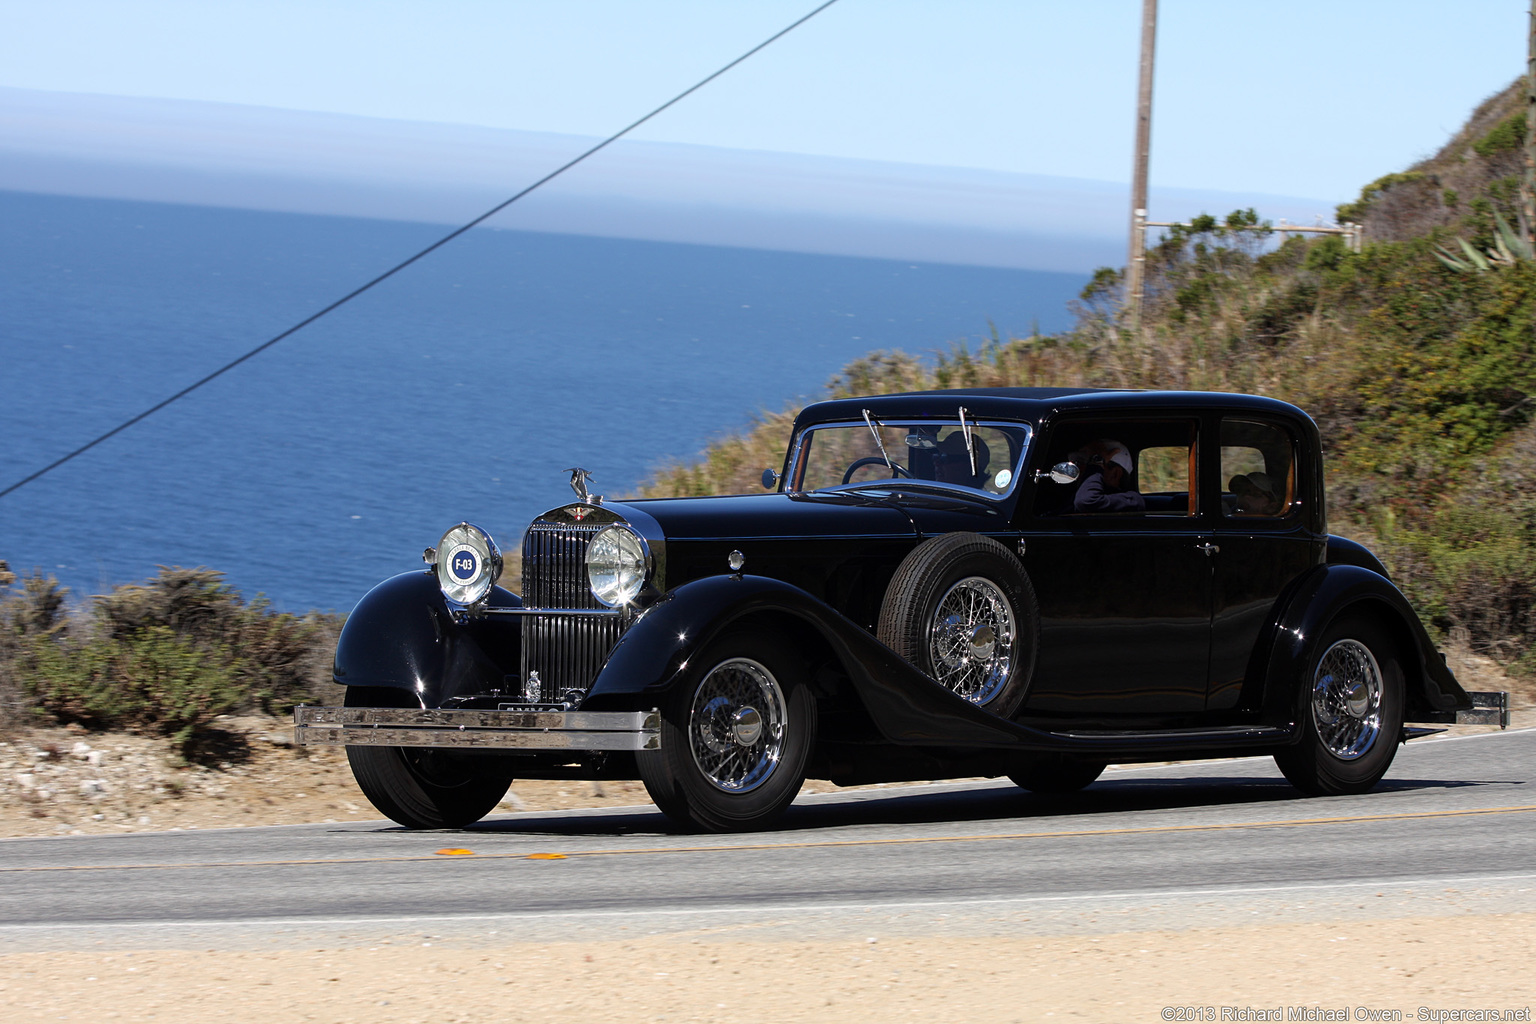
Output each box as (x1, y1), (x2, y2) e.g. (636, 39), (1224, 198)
(1032, 419), (1197, 517)
(1220, 419), (1296, 518)
(1137, 446), (1191, 496)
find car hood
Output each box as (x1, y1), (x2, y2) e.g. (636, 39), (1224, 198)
(612, 491), (917, 542)
(613, 487), (1008, 542)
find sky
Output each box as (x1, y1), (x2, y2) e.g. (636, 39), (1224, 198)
(0, 0), (1527, 204)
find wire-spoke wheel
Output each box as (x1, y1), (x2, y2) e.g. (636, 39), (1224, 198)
(927, 576), (1016, 705)
(878, 533), (1039, 717)
(638, 629), (815, 832)
(688, 657), (788, 794)
(1275, 615), (1404, 796)
(1310, 639), (1384, 760)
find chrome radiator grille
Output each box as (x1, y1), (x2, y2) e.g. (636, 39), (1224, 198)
(521, 519), (628, 701)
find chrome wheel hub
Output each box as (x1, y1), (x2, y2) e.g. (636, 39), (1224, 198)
(1311, 639), (1384, 760)
(732, 706), (763, 746)
(928, 576), (1015, 704)
(689, 658), (787, 793)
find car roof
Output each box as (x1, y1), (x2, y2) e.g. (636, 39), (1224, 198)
(794, 387), (1313, 430)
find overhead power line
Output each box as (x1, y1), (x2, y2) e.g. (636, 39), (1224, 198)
(0, 0), (841, 502)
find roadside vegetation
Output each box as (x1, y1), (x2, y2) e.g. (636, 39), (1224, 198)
(641, 77), (1536, 679)
(0, 560), (340, 757)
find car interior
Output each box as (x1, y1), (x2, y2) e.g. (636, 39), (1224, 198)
(1033, 418), (1198, 516)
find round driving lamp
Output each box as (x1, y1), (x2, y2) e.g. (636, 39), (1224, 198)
(585, 525), (650, 607)
(433, 522), (502, 606)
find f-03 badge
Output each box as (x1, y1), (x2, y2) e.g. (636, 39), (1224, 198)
(447, 546), (480, 582)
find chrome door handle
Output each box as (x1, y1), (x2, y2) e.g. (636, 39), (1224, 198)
(1196, 542), (1220, 556)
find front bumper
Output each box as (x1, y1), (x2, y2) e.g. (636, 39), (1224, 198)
(293, 706), (661, 751)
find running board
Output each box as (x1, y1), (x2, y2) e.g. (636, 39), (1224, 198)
(1043, 724), (1293, 749)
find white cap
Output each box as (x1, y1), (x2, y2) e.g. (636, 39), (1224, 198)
(1093, 439), (1134, 475)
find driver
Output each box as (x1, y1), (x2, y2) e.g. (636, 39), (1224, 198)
(933, 431), (990, 487)
(1073, 439), (1145, 512)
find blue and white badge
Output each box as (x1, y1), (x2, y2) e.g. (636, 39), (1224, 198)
(448, 546), (480, 582)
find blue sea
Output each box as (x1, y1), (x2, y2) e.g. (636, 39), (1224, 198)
(0, 190), (1087, 612)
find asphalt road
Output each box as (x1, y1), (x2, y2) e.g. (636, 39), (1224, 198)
(2, 729), (1533, 948)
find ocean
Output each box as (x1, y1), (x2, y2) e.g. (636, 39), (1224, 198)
(0, 190), (1088, 612)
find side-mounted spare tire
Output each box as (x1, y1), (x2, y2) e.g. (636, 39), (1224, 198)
(877, 532), (1040, 718)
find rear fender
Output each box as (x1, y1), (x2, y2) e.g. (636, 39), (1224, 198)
(1259, 563), (1469, 725)
(584, 574), (1068, 749)
(331, 570), (523, 707)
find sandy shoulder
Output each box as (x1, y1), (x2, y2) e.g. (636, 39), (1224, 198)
(2, 914), (1532, 1024)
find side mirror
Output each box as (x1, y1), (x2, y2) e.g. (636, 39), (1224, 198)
(1035, 461), (1080, 485)
(761, 468), (780, 490)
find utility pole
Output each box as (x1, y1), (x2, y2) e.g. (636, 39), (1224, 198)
(1126, 0), (1158, 328)
(1525, 0), (1535, 244)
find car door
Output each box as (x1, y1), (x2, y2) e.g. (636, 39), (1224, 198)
(1020, 416), (1213, 716)
(1205, 415), (1326, 710)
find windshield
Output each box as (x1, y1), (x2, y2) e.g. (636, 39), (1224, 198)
(792, 419), (1033, 498)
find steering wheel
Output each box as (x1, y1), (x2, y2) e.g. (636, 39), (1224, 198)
(842, 457), (911, 484)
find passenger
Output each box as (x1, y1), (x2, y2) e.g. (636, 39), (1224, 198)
(1073, 440), (1146, 513)
(1231, 472), (1281, 515)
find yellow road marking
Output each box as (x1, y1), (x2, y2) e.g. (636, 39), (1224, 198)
(4, 804), (1533, 875)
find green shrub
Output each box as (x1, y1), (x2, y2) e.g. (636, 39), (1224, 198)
(0, 564), (340, 745)
(23, 626), (245, 751)
(1377, 496), (1536, 671)
(1336, 171), (1427, 223)
(1473, 112), (1526, 158)
(93, 566), (336, 714)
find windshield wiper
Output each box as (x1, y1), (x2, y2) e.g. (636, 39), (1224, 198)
(861, 409), (895, 473)
(958, 406), (977, 476)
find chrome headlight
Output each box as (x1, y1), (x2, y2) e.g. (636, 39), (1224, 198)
(586, 525), (650, 607)
(433, 522), (502, 606)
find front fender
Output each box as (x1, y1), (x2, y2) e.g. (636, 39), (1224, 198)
(585, 574), (1073, 750)
(331, 570), (522, 707)
(1259, 563), (1469, 725)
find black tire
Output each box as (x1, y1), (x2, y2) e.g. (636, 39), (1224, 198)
(876, 533), (1039, 717)
(343, 688), (510, 829)
(1274, 615), (1405, 797)
(1008, 755), (1106, 794)
(637, 628), (816, 833)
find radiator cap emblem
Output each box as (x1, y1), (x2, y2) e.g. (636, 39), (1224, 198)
(566, 467), (593, 502)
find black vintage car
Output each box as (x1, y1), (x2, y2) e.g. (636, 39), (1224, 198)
(296, 387), (1508, 831)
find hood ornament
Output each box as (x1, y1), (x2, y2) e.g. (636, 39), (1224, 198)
(566, 467), (593, 503)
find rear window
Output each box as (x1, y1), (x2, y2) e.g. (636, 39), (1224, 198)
(1221, 419), (1297, 518)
